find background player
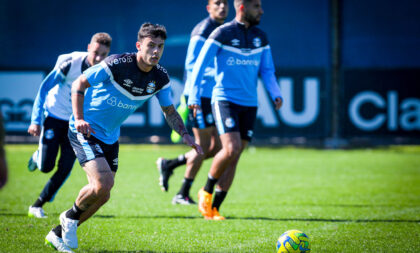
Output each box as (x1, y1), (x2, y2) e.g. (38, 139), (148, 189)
(188, 0), (283, 219)
(44, 23), (202, 252)
(156, 0), (229, 205)
(27, 33), (112, 218)
(0, 113), (7, 189)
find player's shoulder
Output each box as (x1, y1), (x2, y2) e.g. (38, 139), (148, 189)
(192, 17), (220, 39)
(154, 64), (170, 83)
(104, 53), (136, 68)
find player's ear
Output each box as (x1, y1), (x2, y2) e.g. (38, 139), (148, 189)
(87, 43), (91, 51)
(136, 41), (141, 51)
(239, 4), (244, 12)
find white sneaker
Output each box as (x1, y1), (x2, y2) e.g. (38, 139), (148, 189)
(60, 211), (79, 249)
(45, 230), (74, 253)
(28, 206), (47, 218)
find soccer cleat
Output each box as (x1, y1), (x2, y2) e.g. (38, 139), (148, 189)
(211, 207), (225, 220)
(156, 157), (173, 192)
(198, 188), (213, 219)
(28, 206), (47, 218)
(27, 156), (38, 172)
(45, 230), (74, 253)
(60, 211), (79, 249)
(172, 194), (197, 205)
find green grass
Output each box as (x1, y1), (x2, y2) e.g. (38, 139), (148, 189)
(1, 145), (420, 252)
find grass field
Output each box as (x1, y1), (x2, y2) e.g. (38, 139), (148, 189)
(0, 144), (419, 252)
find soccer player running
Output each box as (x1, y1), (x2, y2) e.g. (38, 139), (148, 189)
(188, 0), (283, 220)
(44, 23), (202, 252)
(156, 0), (229, 205)
(27, 33), (112, 218)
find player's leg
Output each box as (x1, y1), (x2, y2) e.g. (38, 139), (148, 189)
(78, 140), (119, 225)
(28, 117), (64, 218)
(211, 139), (248, 220)
(47, 130), (114, 249)
(212, 104), (257, 219)
(28, 117), (60, 173)
(173, 126), (212, 204)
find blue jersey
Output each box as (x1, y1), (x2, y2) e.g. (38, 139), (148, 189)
(188, 19), (282, 107)
(69, 53), (172, 144)
(183, 17), (222, 98)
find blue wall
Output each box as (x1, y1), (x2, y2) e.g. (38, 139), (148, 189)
(0, 0), (330, 69)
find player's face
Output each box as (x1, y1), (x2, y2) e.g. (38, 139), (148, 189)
(207, 0), (229, 23)
(136, 36), (165, 69)
(244, 0), (264, 26)
(87, 42), (110, 66)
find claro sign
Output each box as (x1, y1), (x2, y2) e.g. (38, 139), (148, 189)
(341, 69), (420, 137)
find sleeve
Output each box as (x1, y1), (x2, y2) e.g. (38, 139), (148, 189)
(187, 39), (221, 106)
(155, 84), (173, 107)
(259, 45), (282, 102)
(184, 35), (206, 73)
(83, 62), (111, 87)
(30, 69), (65, 125)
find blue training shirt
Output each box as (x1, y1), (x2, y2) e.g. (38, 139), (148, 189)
(183, 17), (223, 98)
(188, 19), (282, 107)
(69, 53), (172, 144)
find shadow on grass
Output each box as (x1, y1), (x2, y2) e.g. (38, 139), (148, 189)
(1, 212), (419, 223)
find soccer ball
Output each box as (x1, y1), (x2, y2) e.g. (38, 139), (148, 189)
(276, 229), (311, 253)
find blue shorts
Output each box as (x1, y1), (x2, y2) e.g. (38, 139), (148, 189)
(212, 100), (257, 141)
(68, 129), (119, 172)
(186, 96), (215, 129)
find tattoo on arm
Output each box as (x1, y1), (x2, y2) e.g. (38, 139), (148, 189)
(161, 105), (188, 137)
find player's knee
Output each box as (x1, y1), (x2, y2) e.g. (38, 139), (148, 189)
(94, 177), (114, 196)
(39, 163), (55, 173)
(224, 144), (241, 158)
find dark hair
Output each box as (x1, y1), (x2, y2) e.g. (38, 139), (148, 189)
(137, 23), (167, 42)
(90, 32), (112, 47)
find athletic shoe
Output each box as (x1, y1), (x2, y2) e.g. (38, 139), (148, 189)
(172, 194), (197, 205)
(198, 188), (213, 219)
(156, 157), (173, 192)
(212, 207), (225, 220)
(45, 230), (74, 253)
(60, 211), (79, 249)
(27, 156), (37, 172)
(28, 206), (47, 218)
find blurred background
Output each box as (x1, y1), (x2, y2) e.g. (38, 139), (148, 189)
(0, 0), (419, 147)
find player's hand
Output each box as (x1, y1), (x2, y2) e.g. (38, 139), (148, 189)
(75, 119), (96, 137)
(188, 104), (202, 118)
(27, 124), (41, 136)
(182, 133), (203, 155)
(274, 97), (283, 110)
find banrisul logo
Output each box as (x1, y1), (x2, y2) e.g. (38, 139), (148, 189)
(106, 96), (136, 110)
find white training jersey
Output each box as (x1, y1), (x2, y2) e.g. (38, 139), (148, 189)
(44, 51), (89, 121)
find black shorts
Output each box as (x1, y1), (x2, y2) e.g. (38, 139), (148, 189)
(38, 116), (76, 173)
(68, 129), (119, 172)
(212, 100), (257, 141)
(186, 95), (215, 129)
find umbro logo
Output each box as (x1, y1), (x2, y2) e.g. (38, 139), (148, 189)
(231, 39), (240, 46)
(113, 158), (118, 166)
(123, 79), (133, 88)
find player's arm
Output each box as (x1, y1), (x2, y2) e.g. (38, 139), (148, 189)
(71, 74), (95, 136)
(157, 87), (203, 154)
(260, 45), (283, 110)
(185, 35), (206, 72)
(187, 39), (221, 115)
(28, 68), (66, 136)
